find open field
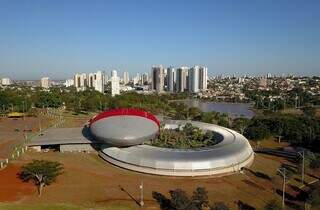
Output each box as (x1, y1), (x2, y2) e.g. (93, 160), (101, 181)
(60, 111), (93, 128)
(0, 148), (317, 210)
(0, 116), (55, 160)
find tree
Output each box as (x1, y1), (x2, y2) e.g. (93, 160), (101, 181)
(307, 183), (320, 209)
(244, 118), (271, 141)
(169, 189), (191, 210)
(233, 117), (250, 134)
(192, 187), (209, 209)
(19, 160), (64, 196)
(309, 153), (320, 169)
(210, 202), (229, 210)
(263, 199), (281, 210)
(153, 187), (213, 210)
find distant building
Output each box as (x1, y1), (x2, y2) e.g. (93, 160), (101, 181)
(64, 79), (74, 87)
(141, 73), (149, 85)
(199, 66), (208, 90)
(74, 71), (105, 93)
(267, 73), (272, 78)
(167, 67), (175, 92)
(259, 78), (267, 88)
(151, 65), (164, 92)
(188, 66), (199, 93)
(40, 77), (50, 89)
(176, 66), (188, 92)
(74, 73), (87, 91)
(133, 74), (139, 85)
(238, 77), (245, 84)
(1, 78), (12, 86)
(87, 73), (95, 88)
(111, 70), (120, 96)
(94, 71), (105, 93)
(123, 72), (130, 85)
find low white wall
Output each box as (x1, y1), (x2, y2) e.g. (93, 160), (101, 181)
(99, 151), (255, 177)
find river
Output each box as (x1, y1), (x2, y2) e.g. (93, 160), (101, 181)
(176, 99), (255, 118)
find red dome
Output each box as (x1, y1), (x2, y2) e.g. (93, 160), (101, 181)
(89, 108), (160, 126)
(89, 108), (160, 146)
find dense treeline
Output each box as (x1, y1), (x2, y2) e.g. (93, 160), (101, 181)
(0, 86), (175, 114)
(244, 110), (320, 147)
(1, 86), (319, 149)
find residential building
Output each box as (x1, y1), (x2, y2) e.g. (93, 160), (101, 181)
(176, 66), (189, 92)
(199, 66), (208, 90)
(111, 70), (120, 96)
(167, 67), (175, 92)
(151, 65), (164, 92)
(188, 66), (200, 93)
(1, 77), (12, 86)
(123, 72), (130, 85)
(64, 79), (74, 87)
(40, 77), (50, 89)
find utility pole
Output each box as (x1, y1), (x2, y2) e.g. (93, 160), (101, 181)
(39, 117), (42, 135)
(139, 181), (144, 207)
(22, 101), (25, 121)
(298, 150), (305, 185)
(277, 167), (286, 210)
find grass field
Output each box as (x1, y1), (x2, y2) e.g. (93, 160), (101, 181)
(1, 147), (316, 210)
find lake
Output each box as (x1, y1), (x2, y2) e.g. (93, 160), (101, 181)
(177, 99), (255, 118)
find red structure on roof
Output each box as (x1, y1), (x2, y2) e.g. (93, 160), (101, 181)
(89, 108), (160, 127)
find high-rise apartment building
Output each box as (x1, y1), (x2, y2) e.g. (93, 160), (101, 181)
(151, 65), (164, 92)
(167, 67), (175, 92)
(123, 72), (130, 85)
(40, 77), (50, 89)
(111, 70), (120, 96)
(142, 73), (149, 85)
(188, 66), (200, 93)
(74, 71), (105, 93)
(176, 66), (189, 92)
(87, 73), (95, 88)
(94, 71), (105, 93)
(199, 66), (208, 90)
(74, 73), (87, 91)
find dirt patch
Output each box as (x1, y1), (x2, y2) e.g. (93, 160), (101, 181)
(0, 116), (54, 159)
(0, 164), (35, 202)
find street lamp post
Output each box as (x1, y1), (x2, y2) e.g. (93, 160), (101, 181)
(298, 150), (305, 185)
(140, 181), (144, 207)
(22, 101), (25, 121)
(277, 167), (286, 210)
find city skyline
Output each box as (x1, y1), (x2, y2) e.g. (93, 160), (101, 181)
(0, 0), (319, 80)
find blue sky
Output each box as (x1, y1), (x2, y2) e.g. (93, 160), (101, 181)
(0, 0), (319, 79)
